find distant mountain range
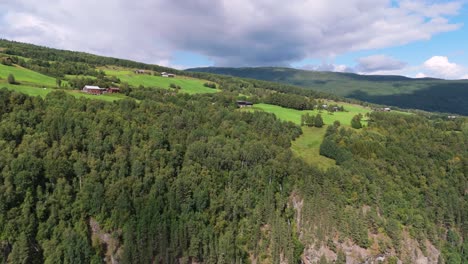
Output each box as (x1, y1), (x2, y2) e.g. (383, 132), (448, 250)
(186, 67), (468, 115)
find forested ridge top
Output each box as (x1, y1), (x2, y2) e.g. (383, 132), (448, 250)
(0, 39), (466, 263)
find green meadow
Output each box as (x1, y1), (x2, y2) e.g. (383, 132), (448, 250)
(66, 91), (128, 102)
(103, 68), (218, 94)
(1, 83), (126, 102)
(0, 64), (57, 87)
(251, 103), (371, 126)
(291, 127), (335, 169)
(247, 103), (372, 169)
(1, 83), (53, 97)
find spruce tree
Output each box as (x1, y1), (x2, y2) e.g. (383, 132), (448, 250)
(314, 114), (324, 127)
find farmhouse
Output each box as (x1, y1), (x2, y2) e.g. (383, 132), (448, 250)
(236, 100), (253, 108)
(82, 85), (106, 95)
(373, 107), (392, 112)
(107, 87), (120, 93)
(161, 72), (176, 78)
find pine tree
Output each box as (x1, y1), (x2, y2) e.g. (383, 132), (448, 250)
(7, 233), (31, 264)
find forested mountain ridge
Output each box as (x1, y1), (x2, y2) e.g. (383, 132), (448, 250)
(0, 39), (466, 263)
(186, 67), (468, 115)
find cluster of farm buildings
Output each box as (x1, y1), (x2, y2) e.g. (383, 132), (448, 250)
(134, 69), (176, 77)
(82, 86), (120, 95)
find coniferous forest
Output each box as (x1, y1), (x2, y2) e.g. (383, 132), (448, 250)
(0, 40), (466, 263)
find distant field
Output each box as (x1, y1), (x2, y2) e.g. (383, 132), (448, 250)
(291, 127), (335, 169)
(1, 83), (52, 97)
(103, 68), (218, 94)
(66, 90), (128, 102)
(188, 67), (468, 115)
(65, 74), (97, 80)
(246, 102), (371, 169)
(250, 103), (371, 126)
(0, 64), (57, 87)
(1, 83), (126, 102)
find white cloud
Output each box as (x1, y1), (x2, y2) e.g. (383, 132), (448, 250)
(415, 72), (427, 78)
(0, 0), (464, 66)
(356, 55), (406, 73)
(302, 63), (354, 73)
(421, 56), (467, 79)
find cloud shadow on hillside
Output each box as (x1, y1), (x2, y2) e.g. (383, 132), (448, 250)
(348, 83), (468, 115)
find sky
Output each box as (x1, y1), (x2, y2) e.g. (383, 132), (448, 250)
(0, 0), (467, 79)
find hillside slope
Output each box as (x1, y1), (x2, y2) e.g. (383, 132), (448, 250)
(186, 67), (468, 115)
(0, 39), (466, 264)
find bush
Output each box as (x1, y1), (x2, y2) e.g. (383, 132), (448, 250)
(351, 114), (362, 129)
(7, 74), (16, 84)
(203, 82), (216, 89)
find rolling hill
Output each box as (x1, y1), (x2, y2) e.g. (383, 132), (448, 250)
(0, 39), (466, 264)
(186, 67), (468, 115)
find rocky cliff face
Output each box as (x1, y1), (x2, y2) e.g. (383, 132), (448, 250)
(89, 218), (122, 264)
(292, 195), (440, 264)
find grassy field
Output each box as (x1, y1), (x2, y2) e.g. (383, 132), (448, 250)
(246, 102), (372, 169)
(251, 103), (371, 126)
(291, 127), (335, 169)
(66, 90), (128, 102)
(1, 83), (53, 97)
(0, 64), (57, 87)
(102, 68), (218, 95)
(1, 83), (126, 102)
(65, 74), (97, 80)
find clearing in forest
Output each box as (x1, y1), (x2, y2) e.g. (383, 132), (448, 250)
(246, 103), (372, 169)
(102, 67), (219, 94)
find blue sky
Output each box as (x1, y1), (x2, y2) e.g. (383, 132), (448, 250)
(0, 0), (467, 79)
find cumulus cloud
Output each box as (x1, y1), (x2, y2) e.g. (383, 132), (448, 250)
(421, 56), (468, 79)
(415, 72), (427, 78)
(302, 63), (354, 73)
(356, 55), (407, 73)
(0, 0), (464, 66)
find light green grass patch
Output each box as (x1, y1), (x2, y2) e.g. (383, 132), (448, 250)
(1, 83), (52, 97)
(0, 64), (57, 87)
(103, 68), (218, 94)
(247, 102), (371, 169)
(67, 91), (128, 102)
(65, 74), (97, 80)
(250, 103), (371, 126)
(1, 83), (127, 102)
(291, 127), (335, 169)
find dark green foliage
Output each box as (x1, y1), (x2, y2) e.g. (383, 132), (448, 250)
(301, 113), (315, 127)
(1, 57), (13, 66)
(336, 249), (346, 264)
(0, 89), (305, 263)
(0, 39), (466, 263)
(351, 114), (362, 129)
(314, 112), (467, 259)
(203, 82), (216, 89)
(314, 114), (324, 127)
(7, 73), (16, 84)
(265, 92), (316, 110)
